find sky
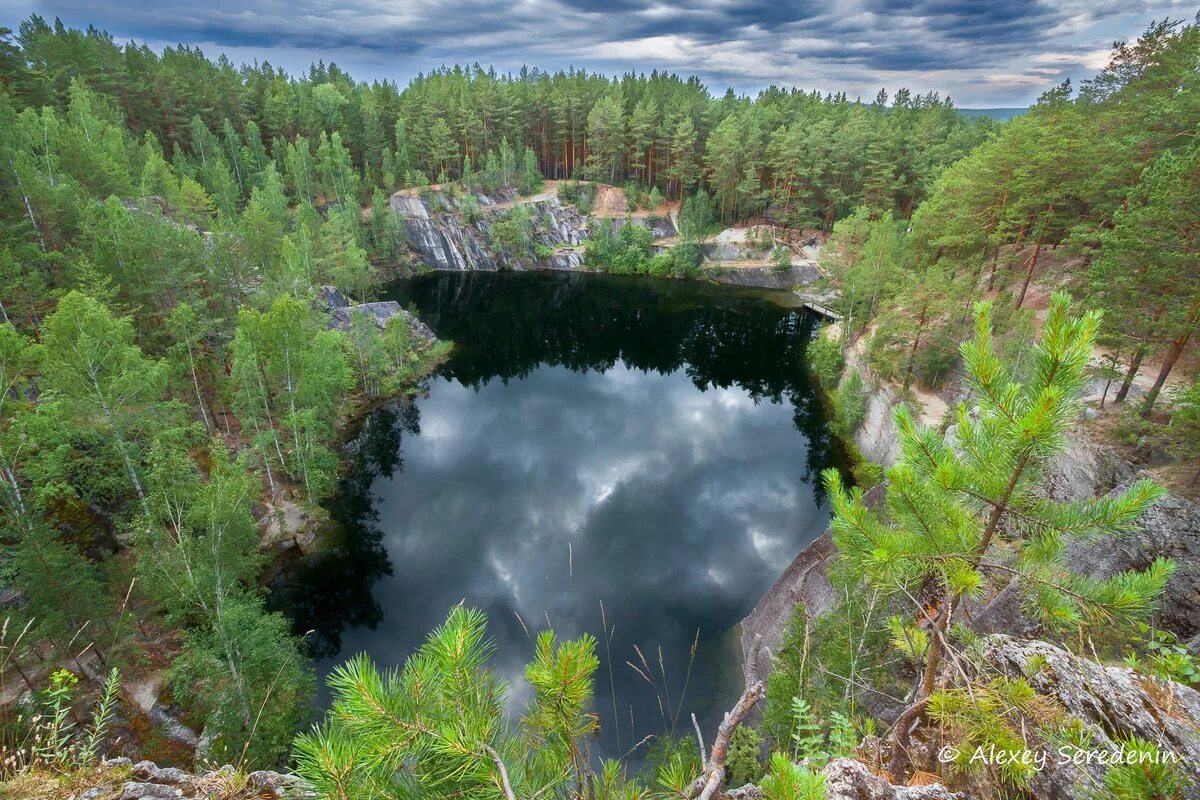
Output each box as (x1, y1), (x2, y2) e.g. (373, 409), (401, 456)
(2, 0), (1196, 106)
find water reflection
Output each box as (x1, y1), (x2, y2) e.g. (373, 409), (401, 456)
(271, 271), (845, 755)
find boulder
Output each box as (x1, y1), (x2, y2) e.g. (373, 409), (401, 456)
(823, 758), (965, 800)
(247, 770), (319, 799)
(1068, 488), (1200, 639)
(131, 761), (196, 792)
(119, 782), (181, 800)
(974, 635), (1200, 798)
(317, 285), (437, 342)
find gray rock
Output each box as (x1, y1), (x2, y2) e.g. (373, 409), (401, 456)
(119, 782), (181, 800)
(823, 758), (965, 799)
(1068, 486), (1200, 639)
(390, 190), (589, 273)
(978, 635), (1200, 798)
(247, 770), (318, 799)
(318, 285), (437, 342)
(146, 707), (198, 748)
(392, 191), (497, 271)
(704, 265), (818, 290)
(131, 761), (195, 790)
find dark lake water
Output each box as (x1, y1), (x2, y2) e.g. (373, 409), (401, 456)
(270, 270), (845, 759)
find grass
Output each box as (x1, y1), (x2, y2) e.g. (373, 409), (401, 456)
(1, 762), (262, 800)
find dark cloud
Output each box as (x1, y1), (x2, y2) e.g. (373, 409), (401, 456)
(4, 0), (1189, 104)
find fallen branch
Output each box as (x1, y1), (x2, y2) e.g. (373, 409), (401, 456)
(686, 634), (765, 800)
(688, 681), (765, 800)
(691, 712), (707, 764)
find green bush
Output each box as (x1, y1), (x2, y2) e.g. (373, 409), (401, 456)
(760, 753), (826, 800)
(726, 725), (764, 787)
(557, 180), (597, 211)
(913, 327), (960, 388)
(771, 245), (793, 273)
(807, 335), (844, 391)
(456, 193), (481, 223)
(850, 458), (884, 488)
(625, 182), (640, 212)
(647, 186), (664, 210)
(834, 371), (868, 436)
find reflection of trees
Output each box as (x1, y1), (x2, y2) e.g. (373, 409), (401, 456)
(267, 404), (420, 658)
(397, 271), (847, 482)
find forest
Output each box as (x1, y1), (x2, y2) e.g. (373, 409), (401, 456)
(0, 10), (1199, 800)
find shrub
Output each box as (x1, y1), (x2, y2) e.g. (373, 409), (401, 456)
(771, 245), (793, 273)
(834, 371), (868, 436)
(726, 725), (764, 788)
(807, 334), (844, 391)
(457, 193), (481, 223)
(760, 753), (826, 800)
(647, 186), (664, 210)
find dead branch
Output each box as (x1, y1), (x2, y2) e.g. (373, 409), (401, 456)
(686, 634), (765, 800)
(691, 712), (707, 764)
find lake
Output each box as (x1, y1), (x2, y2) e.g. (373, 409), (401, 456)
(270, 270), (845, 760)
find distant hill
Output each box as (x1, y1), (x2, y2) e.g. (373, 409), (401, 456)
(958, 107), (1027, 122)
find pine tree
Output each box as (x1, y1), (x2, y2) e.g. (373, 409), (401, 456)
(294, 606), (597, 800)
(822, 292), (1170, 778)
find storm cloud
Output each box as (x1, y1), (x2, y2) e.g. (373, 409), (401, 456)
(5, 1), (1192, 112)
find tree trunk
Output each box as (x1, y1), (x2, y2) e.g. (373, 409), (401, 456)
(1099, 350), (1120, 409)
(1140, 324), (1194, 417)
(1114, 347), (1146, 404)
(1015, 240), (1041, 309)
(903, 303), (927, 389)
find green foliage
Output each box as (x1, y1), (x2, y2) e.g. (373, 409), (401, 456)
(1125, 625), (1200, 687)
(771, 245), (792, 273)
(557, 181), (597, 213)
(294, 606), (599, 800)
(679, 190), (716, 241)
(759, 752), (826, 800)
(491, 205), (534, 260)
(139, 442), (312, 767)
(806, 334), (845, 392)
(585, 219), (658, 275)
(788, 696), (824, 764)
(230, 295), (352, 499)
(726, 725), (764, 787)
(928, 677), (1059, 787)
(849, 457), (884, 489)
(14, 667), (122, 773)
(1084, 737), (1191, 800)
(1166, 376), (1200, 486)
(822, 293), (1172, 779)
(825, 294), (1170, 636)
(833, 371), (868, 437)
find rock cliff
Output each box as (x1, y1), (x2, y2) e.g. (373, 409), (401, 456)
(390, 187), (588, 272)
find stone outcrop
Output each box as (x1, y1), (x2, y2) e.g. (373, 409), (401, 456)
(390, 188), (589, 273)
(77, 758), (315, 800)
(317, 285), (437, 342)
(388, 186), (831, 289)
(705, 263), (821, 289)
(970, 635), (1200, 799)
(720, 759), (963, 800)
(391, 191), (498, 271)
(823, 758), (965, 800)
